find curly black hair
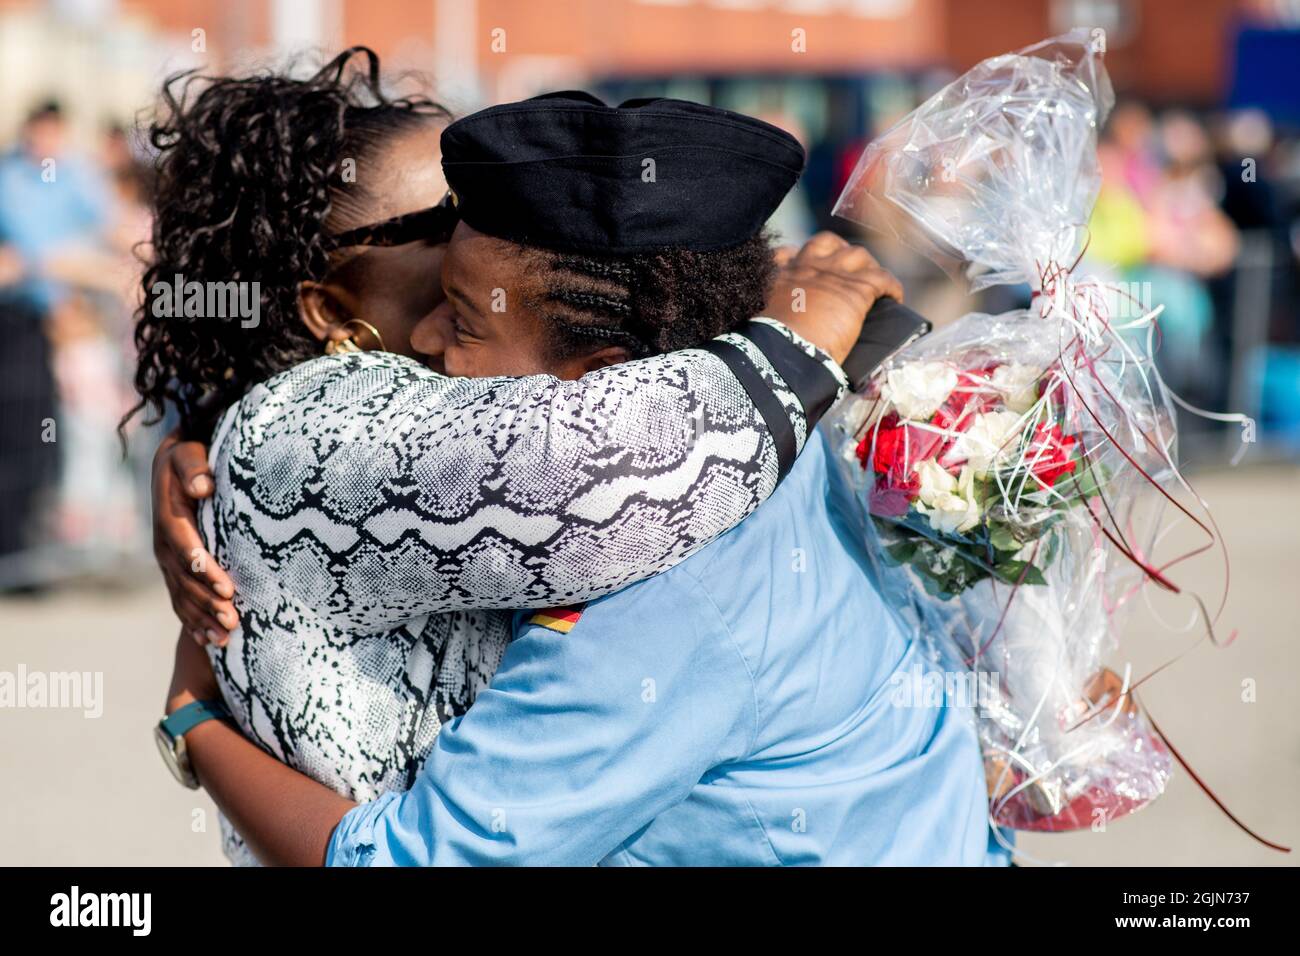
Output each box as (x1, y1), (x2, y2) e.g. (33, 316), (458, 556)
(126, 47), (448, 441)
(525, 232), (776, 361)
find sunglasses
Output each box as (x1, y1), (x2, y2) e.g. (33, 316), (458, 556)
(324, 191), (460, 251)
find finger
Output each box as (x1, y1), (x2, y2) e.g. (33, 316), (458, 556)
(164, 580), (223, 645)
(176, 571), (239, 631)
(162, 566), (204, 617)
(187, 612), (230, 647)
(833, 245), (875, 272)
(818, 263), (905, 308)
(151, 430), (182, 493)
(173, 575), (234, 645)
(798, 231), (848, 260)
(169, 441), (215, 499)
(187, 626), (219, 648)
(159, 474), (236, 600)
(772, 245), (797, 268)
(865, 267), (906, 304)
(187, 542), (236, 601)
(159, 501), (205, 573)
(158, 429), (182, 456)
(164, 516), (235, 601)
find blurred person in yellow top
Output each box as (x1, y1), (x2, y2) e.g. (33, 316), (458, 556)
(1088, 104), (1239, 402)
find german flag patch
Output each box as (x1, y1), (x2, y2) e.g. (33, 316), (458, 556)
(528, 604), (585, 634)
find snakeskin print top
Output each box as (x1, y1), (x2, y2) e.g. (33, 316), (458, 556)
(198, 319), (847, 863)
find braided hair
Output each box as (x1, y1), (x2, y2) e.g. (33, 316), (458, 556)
(525, 232), (776, 361)
(126, 47), (448, 441)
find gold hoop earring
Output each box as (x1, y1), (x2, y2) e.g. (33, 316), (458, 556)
(325, 319), (387, 355)
(324, 336), (359, 355)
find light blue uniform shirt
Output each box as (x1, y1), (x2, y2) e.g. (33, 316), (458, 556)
(328, 432), (1008, 866)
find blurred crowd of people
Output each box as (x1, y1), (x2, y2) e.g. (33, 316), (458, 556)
(0, 100), (154, 589)
(1086, 102), (1300, 432)
(822, 97), (1300, 454)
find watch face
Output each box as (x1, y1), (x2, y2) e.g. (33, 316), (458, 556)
(154, 722), (198, 789)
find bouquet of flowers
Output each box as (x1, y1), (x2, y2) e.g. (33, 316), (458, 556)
(831, 30), (1182, 833)
(858, 357), (1095, 599)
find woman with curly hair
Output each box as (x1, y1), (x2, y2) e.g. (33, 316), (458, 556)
(135, 49), (898, 863)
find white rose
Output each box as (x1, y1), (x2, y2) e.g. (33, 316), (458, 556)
(918, 465), (982, 535)
(840, 392), (885, 437)
(881, 361), (959, 421)
(950, 410), (1025, 476)
(990, 363), (1042, 415)
(914, 457), (957, 507)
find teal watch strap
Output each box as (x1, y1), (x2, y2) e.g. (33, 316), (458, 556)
(161, 699), (230, 740)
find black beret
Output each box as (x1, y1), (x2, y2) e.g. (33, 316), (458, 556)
(440, 91), (805, 255)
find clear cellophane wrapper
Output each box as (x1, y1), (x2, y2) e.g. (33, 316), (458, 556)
(829, 29), (1176, 832)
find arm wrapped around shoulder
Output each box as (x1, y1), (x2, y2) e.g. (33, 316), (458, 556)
(210, 335), (843, 631)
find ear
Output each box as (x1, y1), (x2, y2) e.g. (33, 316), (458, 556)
(570, 345), (631, 376)
(298, 280), (357, 345)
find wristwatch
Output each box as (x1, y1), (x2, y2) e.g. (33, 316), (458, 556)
(154, 699), (231, 790)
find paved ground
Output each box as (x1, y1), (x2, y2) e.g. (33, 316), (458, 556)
(2, 464), (1296, 866)
(1, 574), (228, 865)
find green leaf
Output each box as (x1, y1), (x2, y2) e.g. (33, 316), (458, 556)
(883, 540), (917, 566)
(1039, 529), (1061, 568)
(989, 524), (1021, 554)
(874, 515), (1000, 599)
(992, 559), (1047, 587)
(1067, 458), (1109, 500)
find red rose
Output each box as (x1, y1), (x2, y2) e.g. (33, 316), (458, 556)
(933, 392), (986, 433)
(869, 481), (916, 517)
(859, 413), (935, 515)
(868, 414), (945, 479)
(1027, 423), (1079, 488)
(871, 415), (907, 474)
(932, 367), (1000, 437)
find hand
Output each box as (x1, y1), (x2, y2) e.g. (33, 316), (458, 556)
(165, 628), (221, 716)
(152, 430), (239, 645)
(764, 232), (905, 365)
